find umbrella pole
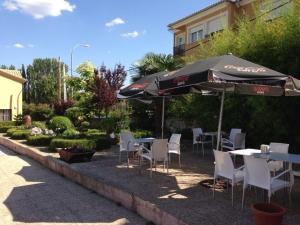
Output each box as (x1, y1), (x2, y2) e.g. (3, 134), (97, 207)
(216, 89), (225, 151)
(161, 97), (165, 139)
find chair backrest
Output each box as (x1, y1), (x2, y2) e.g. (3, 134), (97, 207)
(269, 142), (289, 154)
(168, 133), (181, 152)
(234, 133), (246, 149)
(243, 156), (270, 189)
(213, 150), (235, 179)
(152, 139), (168, 162)
(120, 131), (136, 152)
(192, 128), (203, 144)
(229, 128), (241, 142)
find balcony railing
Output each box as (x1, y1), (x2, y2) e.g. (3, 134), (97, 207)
(173, 44), (186, 56)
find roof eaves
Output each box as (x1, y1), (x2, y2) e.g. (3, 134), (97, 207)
(0, 69), (26, 83)
(168, 0), (228, 29)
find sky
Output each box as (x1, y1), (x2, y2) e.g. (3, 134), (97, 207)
(0, 0), (216, 82)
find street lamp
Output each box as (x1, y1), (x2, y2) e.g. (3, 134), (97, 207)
(70, 43), (90, 76)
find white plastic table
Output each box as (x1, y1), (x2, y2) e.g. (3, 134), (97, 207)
(136, 137), (155, 144)
(229, 148), (261, 156)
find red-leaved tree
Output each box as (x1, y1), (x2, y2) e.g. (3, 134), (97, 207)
(91, 64), (126, 117)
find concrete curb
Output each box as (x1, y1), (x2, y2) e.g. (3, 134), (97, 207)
(0, 137), (187, 225)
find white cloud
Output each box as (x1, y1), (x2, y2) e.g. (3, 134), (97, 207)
(121, 31), (139, 38)
(13, 43), (24, 48)
(2, 0), (76, 19)
(105, 17), (125, 27)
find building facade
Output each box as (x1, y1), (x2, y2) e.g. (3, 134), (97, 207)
(0, 69), (26, 121)
(169, 0), (291, 56)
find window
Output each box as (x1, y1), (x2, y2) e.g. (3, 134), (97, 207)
(260, 0), (291, 20)
(190, 29), (203, 43)
(207, 15), (227, 35)
(0, 109), (12, 121)
(175, 36), (185, 46)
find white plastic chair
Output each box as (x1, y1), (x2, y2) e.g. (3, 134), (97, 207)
(168, 134), (181, 167)
(268, 142), (289, 173)
(139, 139), (169, 178)
(119, 131), (141, 167)
(213, 150), (244, 206)
(222, 128), (245, 151)
(192, 128), (212, 157)
(242, 156), (294, 208)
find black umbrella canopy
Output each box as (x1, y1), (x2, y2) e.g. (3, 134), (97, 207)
(158, 55), (293, 96)
(119, 71), (170, 98)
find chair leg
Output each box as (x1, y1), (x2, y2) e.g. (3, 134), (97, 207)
(213, 177), (216, 199)
(127, 151), (129, 168)
(179, 154), (181, 168)
(231, 182), (234, 207)
(150, 160), (152, 178)
(119, 151), (122, 162)
(169, 153), (171, 164)
(268, 191), (271, 204)
(167, 160), (169, 174)
(202, 142), (204, 157)
(242, 186), (246, 209)
(163, 160), (165, 171)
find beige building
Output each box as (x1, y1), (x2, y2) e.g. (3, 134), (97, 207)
(0, 69), (26, 121)
(169, 0), (292, 56)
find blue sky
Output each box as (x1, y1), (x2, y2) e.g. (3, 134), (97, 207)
(0, 0), (216, 81)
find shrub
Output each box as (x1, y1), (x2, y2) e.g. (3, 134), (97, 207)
(0, 121), (16, 127)
(32, 121), (47, 129)
(49, 138), (96, 151)
(6, 127), (24, 137)
(54, 100), (75, 115)
(133, 130), (153, 138)
(65, 107), (85, 125)
(11, 130), (31, 140)
(27, 135), (53, 146)
(13, 114), (23, 125)
(83, 129), (106, 138)
(0, 126), (17, 133)
(80, 121), (90, 131)
(94, 137), (111, 150)
(23, 103), (54, 121)
(62, 129), (80, 139)
(48, 116), (74, 133)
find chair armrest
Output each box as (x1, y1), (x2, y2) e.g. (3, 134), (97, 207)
(139, 145), (151, 154)
(271, 169), (291, 181)
(235, 165), (245, 171)
(222, 138), (233, 145)
(168, 142), (180, 147)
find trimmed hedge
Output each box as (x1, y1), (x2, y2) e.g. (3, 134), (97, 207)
(11, 130), (31, 140)
(27, 135), (53, 146)
(48, 116), (74, 133)
(94, 137), (111, 150)
(133, 130), (153, 138)
(49, 138), (96, 151)
(0, 126), (17, 133)
(62, 129), (80, 139)
(0, 121), (16, 127)
(32, 121), (47, 129)
(6, 127), (24, 137)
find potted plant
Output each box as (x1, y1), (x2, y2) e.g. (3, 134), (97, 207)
(251, 203), (287, 225)
(58, 146), (95, 163)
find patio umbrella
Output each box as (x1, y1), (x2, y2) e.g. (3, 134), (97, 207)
(118, 71), (172, 138)
(158, 54), (300, 150)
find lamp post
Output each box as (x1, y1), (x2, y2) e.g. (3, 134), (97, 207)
(70, 43), (90, 76)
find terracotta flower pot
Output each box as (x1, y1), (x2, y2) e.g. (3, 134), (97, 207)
(251, 203), (287, 225)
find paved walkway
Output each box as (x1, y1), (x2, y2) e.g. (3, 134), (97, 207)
(0, 146), (146, 225)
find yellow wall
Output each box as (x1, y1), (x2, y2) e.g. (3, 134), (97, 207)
(0, 75), (23, 120)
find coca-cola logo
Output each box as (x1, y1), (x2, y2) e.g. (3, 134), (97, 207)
(173, 76), (189, 86)
(224, 65), (267, 73)
(253, 86), (269, 94)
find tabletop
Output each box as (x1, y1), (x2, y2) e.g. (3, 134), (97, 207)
(254, 152), (300, 164)
(136, 137), (155, 144)
(229, 149), (261, 156)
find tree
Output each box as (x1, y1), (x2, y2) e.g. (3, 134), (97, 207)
(26, 58), (66, 104)
(172, 2), (300, 151)
(131, 53), (184, 136)
(90, 64), (127, 117)
(21, 64), (28, 102)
